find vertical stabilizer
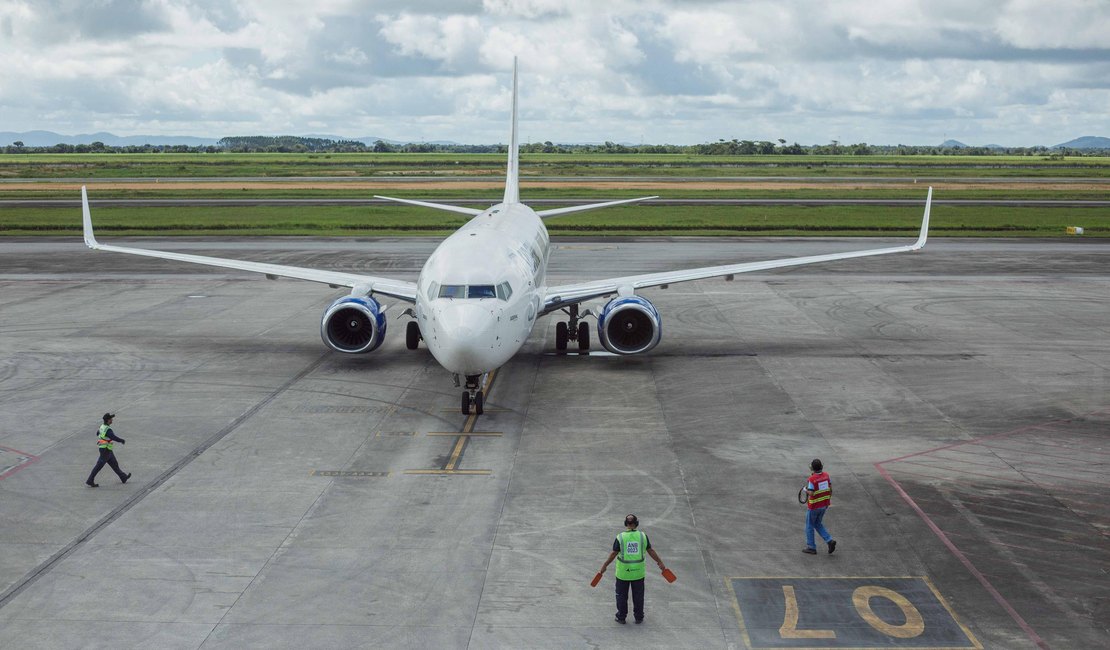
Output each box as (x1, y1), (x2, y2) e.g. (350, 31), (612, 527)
(503, 58), (520, 204)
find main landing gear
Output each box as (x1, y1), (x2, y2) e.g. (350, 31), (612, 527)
(555, 304), (590, 352)
(459, 373), (485, 416)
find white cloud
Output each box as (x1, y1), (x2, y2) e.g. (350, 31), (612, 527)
(377, 13), (484, 65)
(0, 0), (1106, 145)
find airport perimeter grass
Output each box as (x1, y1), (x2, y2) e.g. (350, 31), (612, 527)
(4, 186), (1109, 201)
(3, 152), (1110, 178)
(4, 204), (1106, 237)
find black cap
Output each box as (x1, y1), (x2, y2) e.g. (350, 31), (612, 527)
(810, 458), (822, 472)
(103, 412), (115, 422)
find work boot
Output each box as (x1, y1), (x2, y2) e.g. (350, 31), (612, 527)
(614, 615), (625, 624)
(802, 547), (817, 554)
(86, 482), (99, 488)
(828, 540), (837, 554)
(121, 472), (131, 484)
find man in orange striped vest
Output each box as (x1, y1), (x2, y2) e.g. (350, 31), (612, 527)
(802, 458), (836, 554)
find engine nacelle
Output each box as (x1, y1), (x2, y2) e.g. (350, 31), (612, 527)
(321, 296), (387, 354)
(597, 295), (662, 355)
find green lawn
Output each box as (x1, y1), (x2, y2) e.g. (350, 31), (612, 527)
(4, 204), (1104, 237)
(2, 152), (1109, 178)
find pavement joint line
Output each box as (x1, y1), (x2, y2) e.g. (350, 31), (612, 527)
(0, 352), (330, 611)
(407, 369), (498, 475)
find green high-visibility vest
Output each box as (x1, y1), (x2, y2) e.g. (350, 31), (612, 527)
(615, 530), (646, 581)
(97, 424), (113, 450)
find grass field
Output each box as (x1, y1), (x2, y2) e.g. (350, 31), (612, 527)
(3, 152), (1110, 178)
(3, 204), (1105, 237)
(1, 153), (1106, 236)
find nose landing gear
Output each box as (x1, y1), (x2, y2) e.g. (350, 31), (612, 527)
(460, 373), (485, 415)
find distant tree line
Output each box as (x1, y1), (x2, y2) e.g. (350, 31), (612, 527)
(1, 136), (1107, 156)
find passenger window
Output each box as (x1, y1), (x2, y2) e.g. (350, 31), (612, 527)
(468, 285), (496, 299)
(439, 285), (465, 299)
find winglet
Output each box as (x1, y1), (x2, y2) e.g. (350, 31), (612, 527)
(911, 187), (932, 250)
(503, 57), (520, 205)
(81, 186), (99, 249)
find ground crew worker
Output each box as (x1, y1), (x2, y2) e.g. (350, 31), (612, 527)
(85, 412), (131, 487)
(598, 514), (667, 624)
(802, 458), (836, 554)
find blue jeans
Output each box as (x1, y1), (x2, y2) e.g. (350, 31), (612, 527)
(805, 507), (833, 549)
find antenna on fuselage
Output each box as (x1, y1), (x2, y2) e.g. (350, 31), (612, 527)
(503, 57), (520, 205)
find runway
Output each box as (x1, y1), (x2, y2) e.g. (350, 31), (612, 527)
(0, 237), (1107, 648)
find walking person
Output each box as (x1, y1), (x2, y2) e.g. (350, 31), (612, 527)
(86, 412), (131, 487)
(802, 458), (836, 554)
(598, 514), (667, 624)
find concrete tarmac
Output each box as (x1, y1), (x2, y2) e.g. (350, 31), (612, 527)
(0, 236), (1106, 649)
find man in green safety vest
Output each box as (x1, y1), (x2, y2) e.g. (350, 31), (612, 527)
(597, 514), (667, 624)
(85, 412), (131, 487)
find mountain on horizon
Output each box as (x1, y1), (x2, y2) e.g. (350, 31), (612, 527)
(0, 130), (221, 147)
(1052, 135), (1110, 149)
(0, 130), (453, 148)
(4, 130), (1108, 150)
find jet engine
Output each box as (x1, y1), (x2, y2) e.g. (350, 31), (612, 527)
(321, 296), (387, 353)
(596, 295), (662, 355)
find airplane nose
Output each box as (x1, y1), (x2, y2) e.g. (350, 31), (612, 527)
(427, 303), (496, 374)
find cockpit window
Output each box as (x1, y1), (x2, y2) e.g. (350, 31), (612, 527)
(435, 283), (510, 300)
(468, 285), (496, 299)
(438, 285), (465, 299)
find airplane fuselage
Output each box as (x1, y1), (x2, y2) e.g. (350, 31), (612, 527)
(413, 202), (550, 376)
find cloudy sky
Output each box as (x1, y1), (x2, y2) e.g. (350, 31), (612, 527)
(1, 0), (1108, 146)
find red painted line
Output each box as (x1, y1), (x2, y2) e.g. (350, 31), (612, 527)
(937, 442), (1099, 465)
(0, 445), (40, 481)
(997, 436), (1110, 456)
(887, 466), (1097, 499)
(876, 462), (1049, 650)
(892, 456), (1104, 487)
(878, 421), (1062, 465)
(942, 529), (1104, 556)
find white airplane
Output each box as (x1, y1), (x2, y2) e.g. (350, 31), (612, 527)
(82, 60), (932, 415)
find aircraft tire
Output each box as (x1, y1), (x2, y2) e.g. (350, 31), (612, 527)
(556, 321), (568, 350)
(577, 322), (590, 350)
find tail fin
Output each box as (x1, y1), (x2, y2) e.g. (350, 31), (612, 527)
(503, 57), (520, 205)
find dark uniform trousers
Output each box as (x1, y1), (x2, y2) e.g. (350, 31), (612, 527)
(87, 448), (127, 483)
(615, 577), (645, 622)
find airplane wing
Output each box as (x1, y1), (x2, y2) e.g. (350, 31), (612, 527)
(542, 188), (932, 314)
(81, 187), (418, 302)
(373, 195), (483, 216)
(535, 196), (659, 219)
